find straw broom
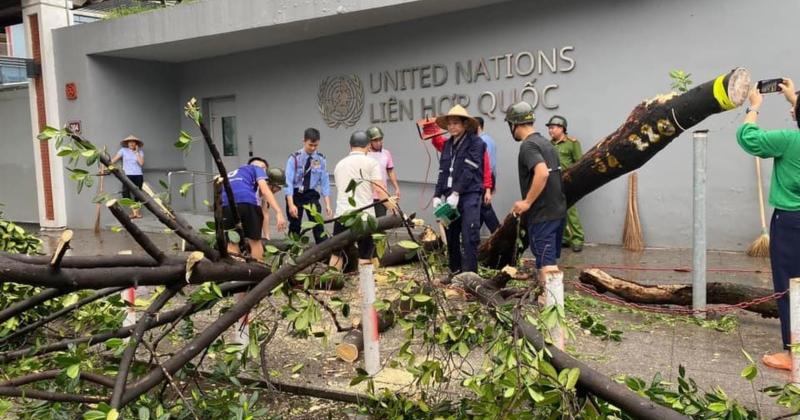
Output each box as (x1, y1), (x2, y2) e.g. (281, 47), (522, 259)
(746, 157), (769, 257)
(622, 172), (644, 251)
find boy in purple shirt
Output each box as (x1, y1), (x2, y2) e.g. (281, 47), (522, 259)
(221, 157), (287, 262)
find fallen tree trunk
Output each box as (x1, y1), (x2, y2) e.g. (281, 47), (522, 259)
(456, 272), (687, 420)
(479, 68), (751, 268)
(579, 268), (778, 318)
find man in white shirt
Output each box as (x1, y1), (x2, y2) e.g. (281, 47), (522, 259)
(329, 130), (396, 270)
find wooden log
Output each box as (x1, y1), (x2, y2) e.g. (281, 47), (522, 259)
(479, 68), (751, 268)
(378, 227), (442, 267)
(336, 329), (363, 363)
(335, 307), (395, 363)
(579, 268), (777, 318)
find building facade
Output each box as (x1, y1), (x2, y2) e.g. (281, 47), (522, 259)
(6, 0), (800, 250)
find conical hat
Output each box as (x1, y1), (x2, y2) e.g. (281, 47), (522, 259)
(120, 134), (143, 146)
(435, 105), (478, 132)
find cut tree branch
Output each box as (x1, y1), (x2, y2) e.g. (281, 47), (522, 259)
(106, 200), (167, 264)
(457, 272), (687, 420)
(119, 215), (405, 406)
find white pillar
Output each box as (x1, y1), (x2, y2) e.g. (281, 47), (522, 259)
(790, 278), (800, 383)
(545, 270), (565, 350)
(359, 264), (380, 375)
(22, 0), (71, 229)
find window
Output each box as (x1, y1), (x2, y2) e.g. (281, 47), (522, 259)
(222, 116), (237, 156)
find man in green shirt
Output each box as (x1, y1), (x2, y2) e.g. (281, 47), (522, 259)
(736, 78), (799, 371)
(547, 115), (585, 252)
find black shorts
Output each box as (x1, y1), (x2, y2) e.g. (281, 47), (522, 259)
(333, 221), (374, 260)
(222, 203), (263, 240)
(528, 218), (565, 269)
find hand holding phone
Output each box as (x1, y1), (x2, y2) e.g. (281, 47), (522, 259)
(757, 78), (783, 94)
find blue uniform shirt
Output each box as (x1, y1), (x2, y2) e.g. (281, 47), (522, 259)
(284, 149), (331, 197)
(480, 132), (497, 175)
(221, 164), (267, 207)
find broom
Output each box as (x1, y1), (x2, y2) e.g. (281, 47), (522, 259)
(622, 172), (644, 251)
(746, 157), (769, 257)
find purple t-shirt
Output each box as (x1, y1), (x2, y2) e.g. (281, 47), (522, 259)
(221, 164), (266, 207)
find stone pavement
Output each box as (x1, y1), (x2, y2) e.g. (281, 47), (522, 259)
(32, 227), (794, 417)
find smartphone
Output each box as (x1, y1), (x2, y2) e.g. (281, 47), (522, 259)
(757, 78), (783, 94)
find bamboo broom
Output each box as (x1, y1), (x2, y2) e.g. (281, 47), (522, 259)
(622, 173), (644, 251)
(746, 157), (769, 257)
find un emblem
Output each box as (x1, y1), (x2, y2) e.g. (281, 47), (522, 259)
(317, 74), (364, 128)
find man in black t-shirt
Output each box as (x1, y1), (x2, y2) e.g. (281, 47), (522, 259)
(505, 101), (567, 279)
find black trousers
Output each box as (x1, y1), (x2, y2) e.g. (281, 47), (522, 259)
(122, 175), (144, 200)
(770, 209), (800, 350)
(287, 190), (326, 244)
(480, 191), (500, 233)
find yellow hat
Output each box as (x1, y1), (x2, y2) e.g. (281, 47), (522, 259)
(120, 134), (143, 147)
(435, 105), (478, 132)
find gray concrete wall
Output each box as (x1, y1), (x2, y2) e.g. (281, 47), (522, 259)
(54, 55), (182, 228)
(52, 0), (800, 250)
(0, 86), (38, 223)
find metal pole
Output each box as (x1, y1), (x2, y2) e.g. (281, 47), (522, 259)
(791, 278), (800, 383)
(545, 270), (565, 350)
(692, 130), (708, 318)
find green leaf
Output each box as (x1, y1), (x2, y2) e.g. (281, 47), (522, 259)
(106, 409), (119, 420)
(117, 198), (137, 207)
(740, 364), (757, 381)
(62, 293), (79, 307)
(83, 411), (106, 420)
(38, 126), (60, 141)
(179, 182), (193, 197)
(565, 367), (580, 390)
(291, 363), (304, 373)
(398, 240), (420, 250)
(66, 363), (80, 379)
(227, 230), (240, 244)
(707, 402), (727, 412)
(412, 294), (431, 303)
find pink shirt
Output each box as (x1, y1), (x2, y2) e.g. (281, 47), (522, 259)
(368, 148), (394, 199)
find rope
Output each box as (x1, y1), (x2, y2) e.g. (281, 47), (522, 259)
(569, 280), (786, 316)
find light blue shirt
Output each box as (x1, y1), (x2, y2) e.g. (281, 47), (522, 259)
(480, 132), (497, 175)
(284, 149), (331, 197)
(116, 148), (143, 176)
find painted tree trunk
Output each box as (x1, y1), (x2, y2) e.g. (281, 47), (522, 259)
(480, 68), (751, 268)
(579, 268), (777, 318)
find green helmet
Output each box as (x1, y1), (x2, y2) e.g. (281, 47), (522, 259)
(267, 167), (287, 187)
(366, 126), (384, 141)
(504, 101), (536, 125)
(546, 115), (568, 131)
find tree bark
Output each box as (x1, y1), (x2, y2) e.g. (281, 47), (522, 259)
(579, 268), (778, 318)
(479, 68), (751, 268)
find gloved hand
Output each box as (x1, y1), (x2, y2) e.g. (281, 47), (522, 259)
(432, 197), (443, 208)
(446, 193), (459, 207)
